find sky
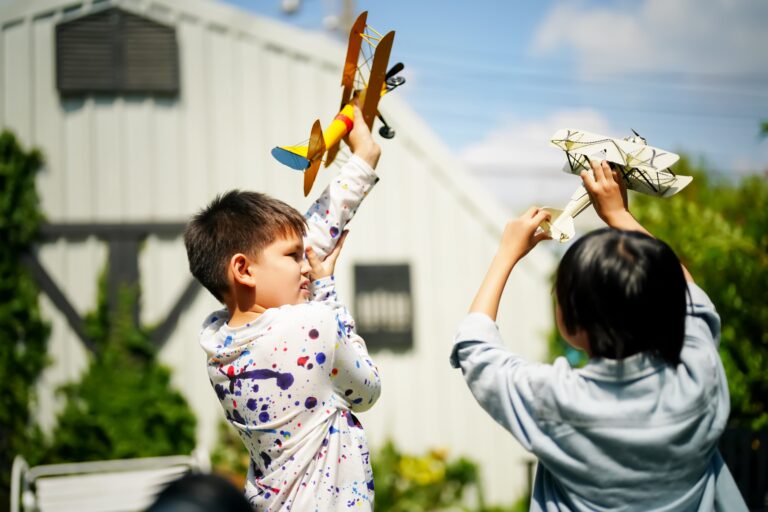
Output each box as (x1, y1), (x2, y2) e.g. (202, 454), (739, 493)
(221, 0), (768, 209)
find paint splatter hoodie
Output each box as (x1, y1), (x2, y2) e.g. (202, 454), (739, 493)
(199, 155), (381, 510)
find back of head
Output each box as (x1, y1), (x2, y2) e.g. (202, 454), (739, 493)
(184, 190), (307, 302)
(147, 473), (252, 512)
(555, 228), (687, 366)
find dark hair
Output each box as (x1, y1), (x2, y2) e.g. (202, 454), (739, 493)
(555, 228), (687, 366)
(184, 190), (307, 302)
(147, 473), (252, 512)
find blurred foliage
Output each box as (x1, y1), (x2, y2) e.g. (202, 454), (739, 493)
(371, 440), (529, 512)
(211, 432), (530, 511)
(549, 155), (767, 430)
(372, 440), (480, 511)
(42, 272), (197, 462)
(761, 120), (767, 137)
(0, 130), (50, 511)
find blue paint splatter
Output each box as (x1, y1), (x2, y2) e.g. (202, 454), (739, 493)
(316, 352), (326, 364)
(305, 396), (318, 409)
(223, 368), (294, 390)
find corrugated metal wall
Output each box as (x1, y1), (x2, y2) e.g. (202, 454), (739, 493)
(0, 0), (556, 503)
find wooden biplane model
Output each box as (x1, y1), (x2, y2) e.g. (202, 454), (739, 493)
(542, 129), (693, 242)
(271, 12), (405, 196)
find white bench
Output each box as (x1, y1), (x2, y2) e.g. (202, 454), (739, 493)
(11, 451), (209, 512)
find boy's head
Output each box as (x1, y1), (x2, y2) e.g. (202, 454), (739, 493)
(555, 228), (687, 366)
(184, 190), (308, 307)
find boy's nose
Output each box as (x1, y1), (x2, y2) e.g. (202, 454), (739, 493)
(300, 258), (311, 274)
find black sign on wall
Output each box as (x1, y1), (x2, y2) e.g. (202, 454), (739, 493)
(354, 264), (413, 352)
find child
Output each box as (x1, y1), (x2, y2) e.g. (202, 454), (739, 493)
(184, 107), (381, 511)
(451, 159), (747, 511)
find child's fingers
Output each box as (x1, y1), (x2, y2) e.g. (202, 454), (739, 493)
(324, 230), (349, 265)
(305, 246), (322, 269)
(580, 169), (595, 189)
(523, 206), (539, 218)
(351, 106), (364, 131)
(531, 209), (551, 227)
(333, 230), (349, 254)
(593, 159), (610, 182)
(588, 158), (602, 181)
(533, 230), (552, 244)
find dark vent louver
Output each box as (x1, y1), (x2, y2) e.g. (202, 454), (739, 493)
(56, 8), (179, 95)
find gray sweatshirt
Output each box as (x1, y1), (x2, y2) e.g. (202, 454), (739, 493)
(451, 283), (747, 511)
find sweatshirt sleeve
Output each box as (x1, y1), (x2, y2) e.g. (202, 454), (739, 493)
(450, 312), (552, 451)
(685, 282), (721, 348)
(331, 317), (381, 413)
(310, 275), (355, 338)
(304, 154), (379, 260)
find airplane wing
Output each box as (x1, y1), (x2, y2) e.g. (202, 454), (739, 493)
(272, 12), (402, 196)
(550, 129), (690, 198)
(324, 13), (395, 168)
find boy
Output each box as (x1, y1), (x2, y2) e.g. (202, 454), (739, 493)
(184, 107), (382, 510)
(451, 159), (747, 510)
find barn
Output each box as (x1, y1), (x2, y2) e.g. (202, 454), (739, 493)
(0, 0), (556, 503)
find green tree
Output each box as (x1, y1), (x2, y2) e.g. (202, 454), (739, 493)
(46, 272), (197, 462)
(0, 130), (50, 510)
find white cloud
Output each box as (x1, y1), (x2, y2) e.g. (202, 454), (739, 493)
(459, 109), (616, 209)
(531, 0), (768, 75)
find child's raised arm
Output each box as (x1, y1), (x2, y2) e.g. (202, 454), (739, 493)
(304, 105), (380, 260)
(469, 207), (551, 321)
(582, 159), (694, 283)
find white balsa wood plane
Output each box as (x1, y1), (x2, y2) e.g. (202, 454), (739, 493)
(543, 129), (692, 242)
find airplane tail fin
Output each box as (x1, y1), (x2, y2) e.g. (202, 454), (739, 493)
(541, 208), (575, 243)
(271, 145), (310, 170)
(271, 120), (327, 196)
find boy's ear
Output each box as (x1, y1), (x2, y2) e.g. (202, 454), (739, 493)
(229, 253), (257, 288)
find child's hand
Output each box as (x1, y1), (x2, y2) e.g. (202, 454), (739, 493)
(498, 207), (552, 263)
(581, 159), (630, 227)
(346, 105), (381, 169)
(469, 207), (551, 320)
(306, 230), (349, 280)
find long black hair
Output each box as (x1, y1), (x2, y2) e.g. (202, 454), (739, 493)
(555, 228), (687, 366)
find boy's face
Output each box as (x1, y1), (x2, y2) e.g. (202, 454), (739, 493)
(250, 232), (311, 309)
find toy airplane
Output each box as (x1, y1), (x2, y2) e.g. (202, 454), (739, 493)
(271, 12), (405, 196)
(542, 129), (693, 242)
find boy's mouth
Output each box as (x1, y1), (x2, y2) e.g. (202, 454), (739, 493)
(300, 280), (310, 293)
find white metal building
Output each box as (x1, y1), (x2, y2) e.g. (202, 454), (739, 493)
(0, 0), (556, 504)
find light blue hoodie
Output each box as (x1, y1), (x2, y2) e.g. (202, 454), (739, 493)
(451, 283), (747, 511)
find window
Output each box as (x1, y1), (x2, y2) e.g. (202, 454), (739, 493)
(354, 264), (413, 351)
(56, 7), (179, 95)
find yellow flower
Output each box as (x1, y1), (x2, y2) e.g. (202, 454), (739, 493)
(398, 454), (445, 486)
